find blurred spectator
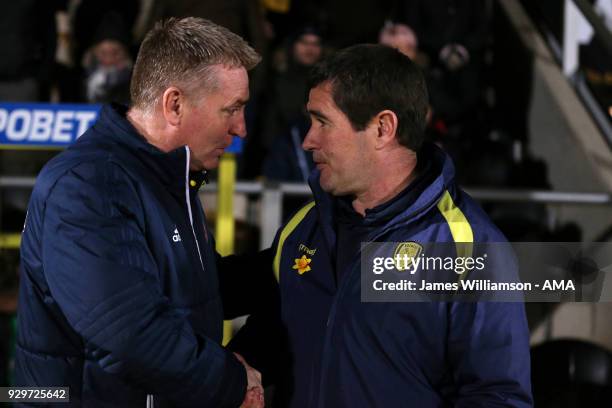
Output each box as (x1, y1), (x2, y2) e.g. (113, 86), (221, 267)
(83, 12), (133, 104)
(59, 0), (139, 103)
(378, 22), (418, 61)
(246, 25), (322, 179)
(262, 26), (322, 146)
(397, 0), (492, 143)
(291, 28), (323, 66)
(72, 0), (140, 68)
(398, 0), (490, 71)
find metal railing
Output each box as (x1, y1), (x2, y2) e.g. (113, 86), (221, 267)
(2, 177), (612, 250)
(203, 182), (612, 249)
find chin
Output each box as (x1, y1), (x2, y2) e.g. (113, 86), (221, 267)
(318, 177), (336, 194)
(203, 158), (221, 170)
(201, 163), (218, 171)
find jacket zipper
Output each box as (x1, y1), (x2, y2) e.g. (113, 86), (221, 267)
(145, 147), (205, 407)
(184, 147), (205, 271)
(314, 231), (395, 407)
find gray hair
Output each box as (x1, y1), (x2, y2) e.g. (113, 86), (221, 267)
(130, 17), (261, 110)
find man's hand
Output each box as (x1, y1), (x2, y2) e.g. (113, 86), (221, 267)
(234, 353), (264, 408)
(240, 387), (264, 408)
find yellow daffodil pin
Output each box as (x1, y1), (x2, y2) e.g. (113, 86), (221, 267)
(293, 255), (311, 275)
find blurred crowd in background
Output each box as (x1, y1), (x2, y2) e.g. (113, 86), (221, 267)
(3, 1), (612, 405)
(1, 0), (575, 235)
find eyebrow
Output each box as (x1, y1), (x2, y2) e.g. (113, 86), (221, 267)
(222, 99), (248, 110)
(308, 109), (330, 122)
(231, 98), (248, 107)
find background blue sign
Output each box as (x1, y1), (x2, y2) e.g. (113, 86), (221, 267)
(0, 102), (101, 148)
(0, 102), (243, 153)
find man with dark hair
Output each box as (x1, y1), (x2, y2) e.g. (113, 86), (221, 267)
(240, 44), (532, 406)
(308, 43), (428, 152)
(16, 17), (264, 407)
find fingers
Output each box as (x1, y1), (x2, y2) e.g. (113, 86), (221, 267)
(234, 352), (262, 389)
(246, 366), (262, 390)
(233, 352), (246, 364)
(240, 386), (264, 408)
(251, 367), (262, 384)
(234, 352), (264, 406)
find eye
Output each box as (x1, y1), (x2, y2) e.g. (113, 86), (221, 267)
(309, 114), (328, 129)
(224, 105), (243, 115)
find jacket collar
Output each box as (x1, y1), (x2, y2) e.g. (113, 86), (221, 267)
(90, 104), (207, 192)
(309, 142), (456, 242)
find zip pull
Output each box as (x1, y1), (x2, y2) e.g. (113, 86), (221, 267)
(146, 394), (154, 408)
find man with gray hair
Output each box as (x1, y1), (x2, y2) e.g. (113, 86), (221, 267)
(15, 17), (263, 407)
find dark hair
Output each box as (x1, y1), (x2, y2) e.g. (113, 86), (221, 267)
(308, 44), (428, 151)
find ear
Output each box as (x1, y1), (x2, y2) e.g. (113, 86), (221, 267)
(161, 86), (184, 127)
(373, 110), (399, 150)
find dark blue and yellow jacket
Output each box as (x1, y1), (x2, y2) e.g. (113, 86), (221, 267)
(15, 104), (249, 407)
(268, 143), (533, 407)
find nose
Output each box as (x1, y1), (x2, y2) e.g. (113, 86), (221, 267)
(302, 125), (317, 151)
(231, 112), (247, 139)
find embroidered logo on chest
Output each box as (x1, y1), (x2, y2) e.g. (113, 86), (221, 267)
(293, 255), (311, 275)
(393, 241), (423, 271)
(171, 227), (182, 243)
(298, 243), (316, 256)
(293, 244), (317, 275)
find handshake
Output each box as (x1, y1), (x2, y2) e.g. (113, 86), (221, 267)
(235, 353), (265, 408)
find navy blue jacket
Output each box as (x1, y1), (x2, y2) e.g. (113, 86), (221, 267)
(270, 143), (533, 407)
(15, 104), (246, 407)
